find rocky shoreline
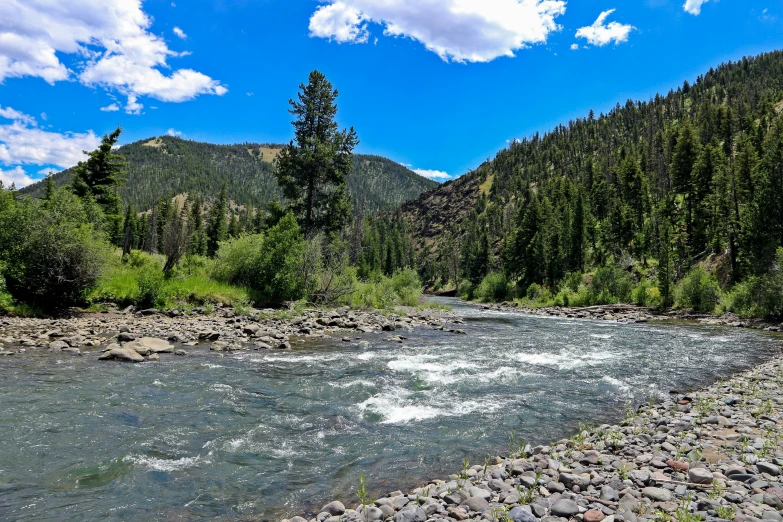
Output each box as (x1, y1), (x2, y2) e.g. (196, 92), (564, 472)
(480, 302), (783, 333)
(285, 355), (783, 522)
(0, 304), (460, 360)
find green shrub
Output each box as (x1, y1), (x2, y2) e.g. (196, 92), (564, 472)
(212, 234), (264, 287)
(136, 268), (165, 308)
(349, 270), (423, 310)
(676, 267), (721, 313)
(526, 283), (543, 300)
(475, 272), (509, 302)
(589, 267), (634, 304)
(213, 213), (306, 304)
(391, 268), (422, 306)
(458, 279), (474, 300)
(351, 277), (397, 310)
(632, 278), (662, 307)
(0, 190), (110, 309)
(720, 273), (783, 319)
(0, 262), (12, 312)
(562, 272), (583, 293)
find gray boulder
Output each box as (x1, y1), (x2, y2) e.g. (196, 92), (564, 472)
(461, 496), (489, 513)
(688, 468), (714, 485)
(642, 487), (672, 502)
(393, 506), (426, 522)
(320, 501), (345, 516)
(551, 498), (580, 518)
(508, 507), (538, 522)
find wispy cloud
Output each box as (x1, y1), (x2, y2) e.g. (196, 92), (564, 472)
(0, 107), (100, 176)
(0, 166), (35, 188)
(414, 168), (451, 180)
(308, 0), (567, 63)
(0, 0), (226, 114)
(173, 26), (187, 39)
(683, 0), (711, 16)
(575, 9), (635, 47)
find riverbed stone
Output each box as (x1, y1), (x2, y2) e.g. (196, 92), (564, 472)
(584, 509), (607, 522)
(48, 340), (68, 351)
(99, 347), (144, 362)
(551, 498), (580, 517)
(758, 462), (782, 477)
(642, 487), (672, 502)
(688, 468), (714, 484)
(508, 506), (537, 522)
(393, 506), (426, 522)
(462, 496), (490, 513)
(321, 501), (345, 516)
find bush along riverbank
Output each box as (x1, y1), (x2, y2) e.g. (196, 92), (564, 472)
(0, 303), (459, 360)
(286, 356), (783, 522)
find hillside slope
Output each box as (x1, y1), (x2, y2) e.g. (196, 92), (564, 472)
(22, 136), (437, 213)
(403, 50), (783, 292)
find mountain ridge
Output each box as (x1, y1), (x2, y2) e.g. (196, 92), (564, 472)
(21, 136), (438, 213)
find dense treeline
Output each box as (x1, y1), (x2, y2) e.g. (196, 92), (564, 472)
(20, 137), (437, 215)
(419, 51), (783, 318)
(0, 71), (426, 314)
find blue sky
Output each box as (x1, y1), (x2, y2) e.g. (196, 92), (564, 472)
(1, 0), (782, 188)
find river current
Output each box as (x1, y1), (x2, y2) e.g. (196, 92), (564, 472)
(0, 298), (781, 520)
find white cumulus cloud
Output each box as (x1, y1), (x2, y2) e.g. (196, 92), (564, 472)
(100, 103), (120, 112)
(308, 0), (567, 63)
(0, 0), (226, 113)
(173, 27), (187, 39)
(167, 128), (182, 137)
(0, 166), (35, 188)
(414, 168), (450, 180)
(683, 0), (710, 15)
(0, 107), (100, 173)
(575, 9), (634, 47)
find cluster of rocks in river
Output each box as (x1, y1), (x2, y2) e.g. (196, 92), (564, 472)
(286, 357), (783, 522)
(483, 303), (783, 333)
(0, 304), (457, 360)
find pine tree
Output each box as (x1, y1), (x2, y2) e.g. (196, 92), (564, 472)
(188, 196), (208, 256)
(275, 70), (358, 236)
(72, 127), (127, 244)
(207, 185), (228, 256)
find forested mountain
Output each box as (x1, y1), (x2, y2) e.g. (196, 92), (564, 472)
(21, 136), (437, 213)
(405, 50), (783, 301)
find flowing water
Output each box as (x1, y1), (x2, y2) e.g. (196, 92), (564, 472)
(1, 298), (782, 521)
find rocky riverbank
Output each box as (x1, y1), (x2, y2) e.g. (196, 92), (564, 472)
(0, 304), (459, 360)
(287, 356), (783, 522)
(480, 302), (783, 333)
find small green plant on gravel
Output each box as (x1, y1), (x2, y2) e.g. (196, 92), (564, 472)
(709, 480), (725, 500)
(759, 437), (777, 458)
(232, 296), (251, 316)
(674, 447), (687, 462)
(756, 399), (775, 418)
(714, 506), (736, 520)
(654, 510), (672, 522)
(356, 473), (374, 521)
(634, 502), (650, 517)
(618, 465), (630, 480)
(490, 506), (510, 522)
(202, 301), (215, 314)
(687, 448), (703, 463)
(624, 402), (637, 422)
(458, 458), (471, 480)
(675, 494), (703, 522)
(695, 397), (716, 417)
(516, 484), (537, 504)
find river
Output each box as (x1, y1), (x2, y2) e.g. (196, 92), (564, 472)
(0, 298), (781, 520)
